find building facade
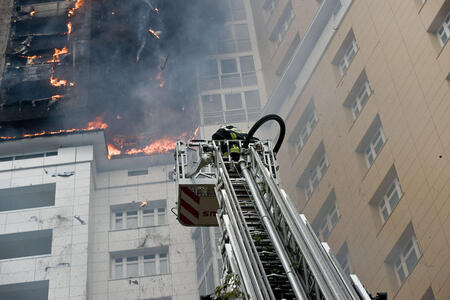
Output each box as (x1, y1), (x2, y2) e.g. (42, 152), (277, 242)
(0, 132), (198, 300)
(250, 0), (450, 299)
(193, 0), (270, 297)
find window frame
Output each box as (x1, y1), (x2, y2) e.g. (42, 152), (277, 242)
(394, 235), (421, 285)
(365, 127), (386, 167)
(113, 252), (170, 279)
(305, 154), (329, 200)
(338, 39), (358, 75)
(437, 12), (450, 47)
(295, 111), (318, 153)
(112, 202), (167, 230)
(270, 2), (294, 48)
(318, 200), (340, 241)
(351, 81), (372, 120)
(378, 178), (403, 224)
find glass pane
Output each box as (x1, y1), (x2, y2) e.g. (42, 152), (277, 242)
(200, 60), (218, 76)
(225, 94), (242, 110)
(160, 254), (168, 274)
(244, 91), (260, 108)
(144, 255), (156, 276)
(115, 261), (123, 279)
(127, 257), (139, 277)
(115, 213), (123, 230)
(239, 56), (255, 73)
(388, 192), (400, 210)
(234, 24), (250, 40)
(126, 211), (138, 228)
(397, 266), (406, 283)
(158, 208), (166, 225)
(221, 58), (238, 74)
(143, 212), (155, 227)
(202, 94), (222, 112)
(405, 250), (418, 273)
(221, 74), (241, 88)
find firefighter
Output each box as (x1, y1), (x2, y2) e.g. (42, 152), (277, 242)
(212, 125), (258, 161)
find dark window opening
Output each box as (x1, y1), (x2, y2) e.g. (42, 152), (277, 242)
(0, 280), (49, 300)
(15, 153), (45, 160)
(13, 15), (68, 37)
(128, 169), (149, 176)
(0, 183), (56, 212)
(0, 229), (52, 260)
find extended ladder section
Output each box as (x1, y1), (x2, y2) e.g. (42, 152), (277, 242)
(175, 140), (372, 300)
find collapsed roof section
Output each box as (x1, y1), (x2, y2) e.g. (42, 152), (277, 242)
(0, 0), (90, 122)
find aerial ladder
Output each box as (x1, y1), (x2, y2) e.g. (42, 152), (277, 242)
(175, 115), (386, 300)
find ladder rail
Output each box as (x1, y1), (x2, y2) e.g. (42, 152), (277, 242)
(240, 161), (309, 300)
(215, 149), (275, 300)
(249, 147), (361, 299)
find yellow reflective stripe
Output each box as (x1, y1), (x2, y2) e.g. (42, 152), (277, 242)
(230, 145), (240, 153)
(230, 132), (237, 139)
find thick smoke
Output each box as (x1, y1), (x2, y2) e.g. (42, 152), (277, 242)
(0, 0), (225, 153)
(87, 0), (225, 148)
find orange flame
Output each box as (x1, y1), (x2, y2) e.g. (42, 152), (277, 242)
(48, 47), (69, 64)
(51, 95), (64, 101)
(154, 8), (159, 13)
(0, 116), (108, 141)
(148, 28), (160, 39)
(50, 77), (68, 87)
(67, 22), (72, 36)
(68, 0), (84, 16)
(107, 144), (121, 159)
(30, 9), (37, 17)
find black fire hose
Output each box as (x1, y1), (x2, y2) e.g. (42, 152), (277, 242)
(243, 114), (286, 154)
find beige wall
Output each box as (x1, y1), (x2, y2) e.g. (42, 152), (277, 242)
(249, 0), (320, 94)
(252, 0), (450, 299)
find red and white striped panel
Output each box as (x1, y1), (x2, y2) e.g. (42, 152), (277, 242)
(178, 186), (200, 226)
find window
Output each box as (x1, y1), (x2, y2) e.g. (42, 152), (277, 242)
(113, 251), (169, 279)
(264, 0), (279, 16)
(290, 99), (318, 153)
(126, 211), (138, 229)
(111, 200), (167, 230)
(0, 280), (49, 300)
(0, 150), (58, 162)
(333, 29), (358, 76)
(394, 235), (421, 285)
(144, 255), (156, 275)
(313, 190), (340, 241)
(365, 127), (386, 167)
(339, 40), (358, 74)
(270, 2), (294, 47)
(221, 0), (246, 22)
(128, 169), (148, 176)
(276, 34), (300, 76)
(0, 183), (55, 212)
(386, 223), (421, 286)
(336, 243), (352, 276)
(421, 286), (436, 300)
(200, 60), (218, 77)
(0, 229), (52, 260)
(298, 143), (328, 200)
(221, 59), (238, 74)
(317, 200), (339, 241)
(296, 111), (317, 153)
(378, 178), (402, 223)
(343, 70), (372, 121)
(437, 12), (450, 47)
(127, 257), (139, 277)
(351, 81), (371, 120)
(216, 23), (251, 54)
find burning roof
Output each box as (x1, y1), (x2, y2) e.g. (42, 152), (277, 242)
(0, 0), (223, 158)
